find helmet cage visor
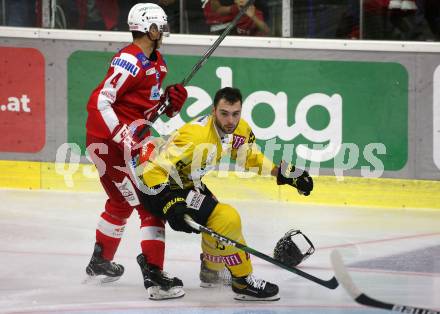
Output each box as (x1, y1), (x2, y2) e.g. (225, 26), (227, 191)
(154, 22), (170, 37)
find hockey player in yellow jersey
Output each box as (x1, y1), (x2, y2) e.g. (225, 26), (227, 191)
(139, 87), (313, 301)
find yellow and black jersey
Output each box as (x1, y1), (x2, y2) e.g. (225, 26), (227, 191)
(142, 114), (275, 189)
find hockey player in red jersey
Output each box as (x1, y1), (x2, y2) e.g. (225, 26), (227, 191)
(84, 3), (187, 300)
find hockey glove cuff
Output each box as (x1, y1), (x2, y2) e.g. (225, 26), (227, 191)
(163, 84), (188, 118)
(164, 198), (200, 234)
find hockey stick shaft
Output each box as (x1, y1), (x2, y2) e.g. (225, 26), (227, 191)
(180, 0), (255, 87)
(330, 250), (439, 314)
(137, 0), (256, 138)
(184, 215), (339, 289)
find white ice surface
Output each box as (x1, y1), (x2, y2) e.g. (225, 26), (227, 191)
(0, 189), (439, 314)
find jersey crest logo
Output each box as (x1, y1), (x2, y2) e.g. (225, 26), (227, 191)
(160, 65), (167, 72)
(111, 57), (139, 76)
(135, 52), (151, 69)
(232, 134), (246, 149)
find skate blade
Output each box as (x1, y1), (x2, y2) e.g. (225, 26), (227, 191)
(147, 286), (185, 300)
(200, 282), (221, 288)
(82, 274), (121, 285)
(200, 280), (231, 288)
(233, 293), (280, 301)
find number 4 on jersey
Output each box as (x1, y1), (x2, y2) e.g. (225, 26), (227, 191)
(110, 73), (122, 88)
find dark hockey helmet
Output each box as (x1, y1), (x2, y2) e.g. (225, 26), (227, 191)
(273, 229), (315, 267)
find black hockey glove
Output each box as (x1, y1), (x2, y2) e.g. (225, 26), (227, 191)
(164, 198), (200, 234)
(277, 164), (313, 196)
(141, 182), (201, 234)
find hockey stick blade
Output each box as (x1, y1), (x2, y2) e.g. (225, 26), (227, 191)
(184, 215), (338, 289)
(330, 250), (440, 314)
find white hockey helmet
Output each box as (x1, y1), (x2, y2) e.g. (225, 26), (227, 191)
(127, 3), (169, 37)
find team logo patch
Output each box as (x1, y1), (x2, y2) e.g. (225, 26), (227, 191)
(150, 84), (160, 100)
(145, 67), (156, 76)
(160, 65), (167, 72)
(186, 190), (206, 210)
(232, 134), (246, 149)
(114, 177), (140, 206)
(136, 52), (150, 68)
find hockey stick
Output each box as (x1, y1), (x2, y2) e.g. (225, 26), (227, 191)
(137, 0), (256, 138)
(130, 0), (256, 183)
(330, 250), (440, 314)
(184, 215), (339, 289)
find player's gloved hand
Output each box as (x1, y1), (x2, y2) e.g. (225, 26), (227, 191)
(165, 201), (200, 234)
(162, 84), (188, 118)
(111, 123), (142, 157)
(276, 163), (313, 196)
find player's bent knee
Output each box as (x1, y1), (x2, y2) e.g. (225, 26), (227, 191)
(105, 200), (134, 220)
(210, 203), (242, 236)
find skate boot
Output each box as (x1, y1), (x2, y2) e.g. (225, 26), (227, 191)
(85, 243), (124, 283)
(137, 254), (185, 300)
(232, 274), (280, 301)
(199, 254), (231, 288)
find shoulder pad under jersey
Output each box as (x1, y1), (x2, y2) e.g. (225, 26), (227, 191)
(110, 52), (140, 77)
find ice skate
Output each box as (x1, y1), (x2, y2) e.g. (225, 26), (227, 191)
(85, 243), (124, 284)
(199, 254), (231, 288)
(232, 274), (280, 301)
(137, 254), (185, 300)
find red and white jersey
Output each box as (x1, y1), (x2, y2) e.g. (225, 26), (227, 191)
(86, 44), (167, 139)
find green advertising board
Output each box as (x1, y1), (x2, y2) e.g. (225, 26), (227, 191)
(68, 50), (408, 170)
